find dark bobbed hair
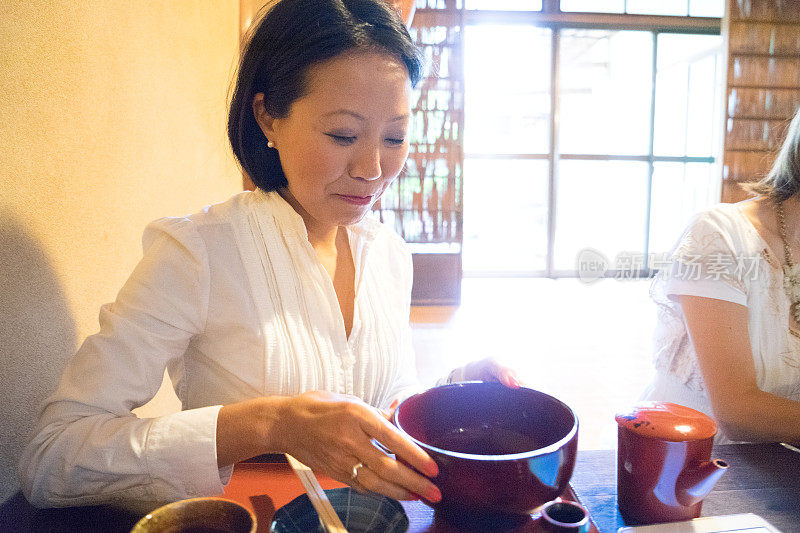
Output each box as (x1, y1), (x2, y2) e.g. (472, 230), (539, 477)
(228, 0), (423, 192)
(747, 107), (800, 201)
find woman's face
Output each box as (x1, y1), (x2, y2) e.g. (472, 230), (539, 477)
(255, 51), (412, 232)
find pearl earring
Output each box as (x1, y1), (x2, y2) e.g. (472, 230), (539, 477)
(267, 140), (275, 148)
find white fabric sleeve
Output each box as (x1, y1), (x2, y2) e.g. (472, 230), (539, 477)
(663, 277), (747, 306)
(655, 210), (749, 308)
(18, 217), (225, 508)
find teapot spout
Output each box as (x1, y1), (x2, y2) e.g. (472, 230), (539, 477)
(676, 459), (729, 507)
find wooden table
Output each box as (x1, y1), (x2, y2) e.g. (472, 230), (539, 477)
(570, 443), (800, 533)
(0, 457), (597, 533)
(1, 443), (796, 532)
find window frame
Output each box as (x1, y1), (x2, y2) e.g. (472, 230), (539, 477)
(451, 6), (723, 277)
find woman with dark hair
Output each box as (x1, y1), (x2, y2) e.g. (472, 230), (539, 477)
(20, 0), (519, 509)
(641, 108), (800, 445)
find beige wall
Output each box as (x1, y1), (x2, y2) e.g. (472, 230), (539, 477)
(0, 1), (241, 502)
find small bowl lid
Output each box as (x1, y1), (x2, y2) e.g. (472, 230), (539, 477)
(615, 401), (717, 441)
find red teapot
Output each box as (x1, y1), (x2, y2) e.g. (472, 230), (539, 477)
(615, 402), (729, 525)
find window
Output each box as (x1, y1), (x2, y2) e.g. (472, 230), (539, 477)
(460, 4), (723, 276)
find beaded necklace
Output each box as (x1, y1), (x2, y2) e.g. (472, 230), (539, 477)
(775, 200), (800, 322)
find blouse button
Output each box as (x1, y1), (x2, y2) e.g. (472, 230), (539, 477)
(341, 355), (356, 368)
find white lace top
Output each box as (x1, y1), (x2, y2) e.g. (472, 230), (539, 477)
(642, 202), (800, 443)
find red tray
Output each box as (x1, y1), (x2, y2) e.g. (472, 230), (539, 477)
(223, 460), (599, 533)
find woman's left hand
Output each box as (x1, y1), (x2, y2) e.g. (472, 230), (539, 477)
(452, 358), (522, 388)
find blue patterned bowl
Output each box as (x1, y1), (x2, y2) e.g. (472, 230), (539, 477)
(270, 487), (409, 533)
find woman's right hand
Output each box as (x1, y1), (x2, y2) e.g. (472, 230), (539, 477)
(273, 391), (441, 502)
(217, 391), (441, 502)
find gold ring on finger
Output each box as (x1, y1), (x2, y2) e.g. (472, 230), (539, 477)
(350, 461), (365, 481)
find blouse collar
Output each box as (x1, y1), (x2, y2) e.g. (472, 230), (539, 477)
(251, 188), (381, 244)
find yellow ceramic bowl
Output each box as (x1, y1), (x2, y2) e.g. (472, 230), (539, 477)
(130, 497), (256, 533)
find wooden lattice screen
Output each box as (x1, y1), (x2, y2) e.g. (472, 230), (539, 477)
(373, 1), (464, 249)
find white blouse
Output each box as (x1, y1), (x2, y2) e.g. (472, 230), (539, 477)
(19, 190), (421, 508)
(642, 202), (800, 443)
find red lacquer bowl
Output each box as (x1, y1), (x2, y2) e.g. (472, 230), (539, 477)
(393, 382), (579, 517)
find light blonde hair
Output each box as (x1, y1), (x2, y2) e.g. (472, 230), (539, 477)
(746, 107), (800, 201)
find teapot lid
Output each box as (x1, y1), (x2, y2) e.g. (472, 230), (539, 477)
(615, 402), (717, 441)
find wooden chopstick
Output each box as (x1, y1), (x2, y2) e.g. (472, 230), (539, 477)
(285, 454), (348, 533)
(780, 442), (800, 454)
